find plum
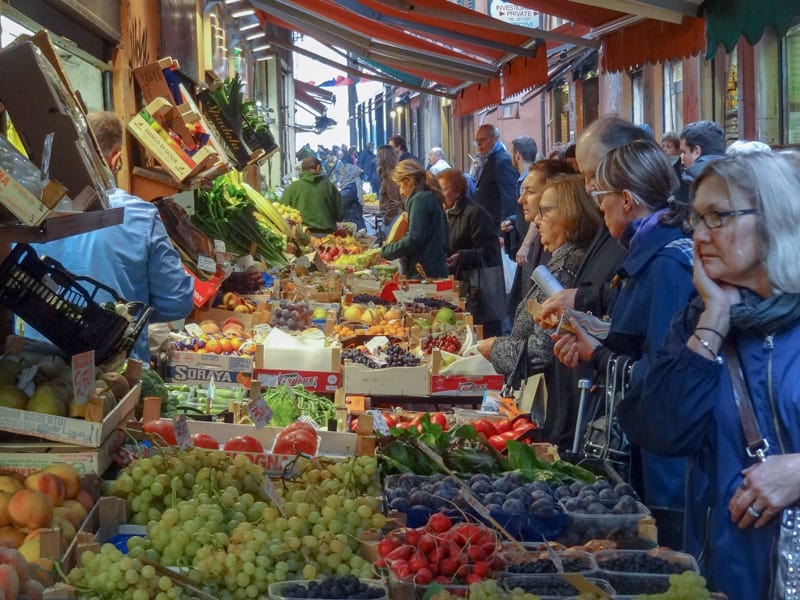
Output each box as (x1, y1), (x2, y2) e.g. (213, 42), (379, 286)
(389, 497), (410, 511)
(529, 497), (556, 517)
(484, 492), (506, 505)
(493, 478), (514, 493)
(501, 498), (526, 514)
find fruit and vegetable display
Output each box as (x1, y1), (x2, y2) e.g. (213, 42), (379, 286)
(219, 271), (268, 296)
(262, 384), (337, 428)
(342, 345), (421, 369)
(270, 300), (313, 331)
(273, 201), (303, 225)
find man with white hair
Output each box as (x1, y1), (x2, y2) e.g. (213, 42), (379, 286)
(426, 147), (450, 175)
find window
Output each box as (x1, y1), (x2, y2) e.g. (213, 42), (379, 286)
(663, 60), (684, 133)
(785, 24), (800, 143)
(630, 69), (644, 126)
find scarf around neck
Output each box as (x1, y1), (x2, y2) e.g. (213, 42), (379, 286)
(731, 288), (800, 335)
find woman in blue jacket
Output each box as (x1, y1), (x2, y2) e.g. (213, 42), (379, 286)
(616, 152), (800, 600)
(552, 139), (695, 540)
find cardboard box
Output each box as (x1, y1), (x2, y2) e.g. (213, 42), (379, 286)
(255, 342), (341, 394)
(167, 350), (253, 387)
(0, 383), (140, 448)
(0, 427), (124, 476)
(0, 37), (109, 206)
(127, 98), (218, 182)
(343, 362), (430, 397)
(429, 349), (503, 397)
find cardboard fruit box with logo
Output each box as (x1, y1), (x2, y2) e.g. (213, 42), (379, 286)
(255, 330), (342, 394)
(428, 348), (504, 397)
(166, 350), (254, 389)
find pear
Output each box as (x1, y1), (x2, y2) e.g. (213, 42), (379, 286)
(26, 383), (67, 416)
(0, 384), (28, 410)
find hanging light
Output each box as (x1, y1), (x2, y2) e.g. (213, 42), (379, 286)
(231, 8), (256, 18)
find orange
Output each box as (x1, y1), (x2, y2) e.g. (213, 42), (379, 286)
(205, 339), (222, 354)
(229, 337), (243, 351)
(220, 338), (233, 353)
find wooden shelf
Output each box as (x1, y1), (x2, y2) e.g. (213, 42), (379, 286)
(0, 208), (125, 243)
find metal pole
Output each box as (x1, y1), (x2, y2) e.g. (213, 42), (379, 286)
(572, 378), (592, 454)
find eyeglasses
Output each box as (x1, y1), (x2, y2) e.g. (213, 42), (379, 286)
(687, 208), (757, 230)
(590, 190), (619, 206)
(537, 205), (558, 218)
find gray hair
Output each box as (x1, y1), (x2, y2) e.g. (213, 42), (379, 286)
(693, 152), (800, 293)
(596, 138), (683, 224)
(429, 147), (445, 160)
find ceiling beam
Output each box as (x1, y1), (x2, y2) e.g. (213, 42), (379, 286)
(630, 0), (701, 17)
(268, 36), (455, 99)
(371, 0), (600, 48)
(252, 0), (498, 80)
(563, 0), (685, 24)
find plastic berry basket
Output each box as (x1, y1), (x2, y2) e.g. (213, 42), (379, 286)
(500, 548), (597, 576)
(268, 578), (388, 600)
(594, 549), (699, 595)
(499, 573), (616, 599)
(0, 244), (153, 362)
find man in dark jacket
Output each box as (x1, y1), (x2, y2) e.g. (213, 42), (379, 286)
(388, 135), (418, 163)
(472, 124), (519, 234)
(280, 157), (344, 234)
(676, 120), (726, 203)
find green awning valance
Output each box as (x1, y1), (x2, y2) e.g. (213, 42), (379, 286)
(703, 0), (800, 56)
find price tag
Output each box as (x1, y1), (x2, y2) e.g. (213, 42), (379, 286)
(247, 395), (273, 429)
(366, 410), (390, 436)
(174, 414), (193, 450)
(197, 255), (216, 273)
(480, 390), (502, 413)
(261, 476), (286, 516)
(185, 323), (203, 337)
(71, 350), (95, 406)
(259, 374), (278, 388)
(298, 414), (320, 430)
(214, 239), (227, 253)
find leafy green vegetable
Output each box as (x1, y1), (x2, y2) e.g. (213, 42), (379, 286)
(506, 440), (598, 485)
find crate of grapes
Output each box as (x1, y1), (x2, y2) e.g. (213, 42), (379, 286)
(0, 244), (152, 362)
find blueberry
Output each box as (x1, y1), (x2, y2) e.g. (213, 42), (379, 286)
(493, 478), (514, 493)
(586, 502), (610, 514)
(554, 485), (572, 499)
(598, 488), (619, 502)
(507, 488), (532, 503)
(570, 481), (586, 494)
(484, 492), (507, 505)
(389, 497), (410, 511)
(614, 482), (636, 497)
(528, 480), (552, 494)
(530, 497), (556, 517)
(470, 481), (493, 496)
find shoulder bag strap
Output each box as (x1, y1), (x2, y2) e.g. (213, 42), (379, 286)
(721, 342), (770, 462)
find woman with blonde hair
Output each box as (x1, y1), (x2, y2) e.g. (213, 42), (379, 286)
(381, 159), (448, 278)
(478, 173), (601, 392)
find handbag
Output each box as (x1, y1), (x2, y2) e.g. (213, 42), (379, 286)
(582, 354), (632, 483)
(722, 343), (800, 600)
(499, 343), (547, 424)
(460, 259), (507, 323)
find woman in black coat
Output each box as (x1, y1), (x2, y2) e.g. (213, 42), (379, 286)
(437, 168), (504, 337)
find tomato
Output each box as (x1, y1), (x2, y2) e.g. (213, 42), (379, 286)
(512, 422), (536, 437)
(513, 417), (534, 430)
(191, 432), (219, 449)
(500, 430), (518, 441)
(494, 419), (513, 434)
(383, 413), (398, 428)
(143, 419), (177, 445)
(430, 412), (447, 429)
(488, 434), (507, 451)
(473, 419), (498, 439)
(409, 413), (424, 428)
(223, 435), (264, 458)
(274, 427), (318, 456)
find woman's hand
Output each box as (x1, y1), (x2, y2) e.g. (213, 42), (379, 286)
(552, 316), (600, 367)
(536, 288), (577, 326)
(446, 252), (460, 269)
(729, 454), (800, 529)
(477, 337), (496, 360)
(516, 243), (531, 266)
(500, 219), (514, 233)
(693, 243), (741, 314)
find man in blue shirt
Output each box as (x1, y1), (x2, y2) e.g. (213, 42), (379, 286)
(25, 111), (194, 363)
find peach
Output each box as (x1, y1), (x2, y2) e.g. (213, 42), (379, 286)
(75, 490), (94, 513)
(0, 528), (24, 549)
(17, 537), (39, 563)
(0, 548), (28, 589)
(0, 478), (21, 496)
(60, 500), (87, 529)
(7, 490), (53, 531)
(40, 464), (80, 500)
(24, 473), (64, 508)
(21, 578), (44, 600)
(0, 562), (19, 600)
(0, 493), (10, 528)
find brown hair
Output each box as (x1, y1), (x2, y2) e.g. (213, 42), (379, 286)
(301, 156), (322, 172)
(436, 168), (468, 199)
(541, 173), (602, 245)
(87, 111), (122, 160)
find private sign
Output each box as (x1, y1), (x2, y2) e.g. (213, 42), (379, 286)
(488, 0), (540, 29)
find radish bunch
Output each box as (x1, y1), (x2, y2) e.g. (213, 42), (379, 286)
(375, 512), (501, 587)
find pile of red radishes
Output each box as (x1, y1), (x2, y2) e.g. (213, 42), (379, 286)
(375, 512), (501, 587)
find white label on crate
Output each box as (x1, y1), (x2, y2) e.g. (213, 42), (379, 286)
(298, 415), (320, 430)
(71, 350), (95, 406)
(237, 255), (256, 269)
(185, 323), (203, 337)
(214, 239), (227, 253)
(261, 476), (285, 515)
(18, 364), (38, 398)
(174, 414), (193, 449)
(260, 374), (279, 388)
(366, 410), (391, 436)
(247, 395), (272, 429)
(481, 390), (501, 413)
(197, 255), (216, 273)
(364, 336), (389, 354)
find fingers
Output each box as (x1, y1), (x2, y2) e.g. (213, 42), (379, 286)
(729, 477), (778, 530)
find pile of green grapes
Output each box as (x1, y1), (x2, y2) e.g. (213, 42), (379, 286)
(429, 579), (543, 599)
(74, 453), (384, 599)
(632, 571), (713, 599)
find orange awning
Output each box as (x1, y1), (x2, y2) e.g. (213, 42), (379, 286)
(502, 44), (549, 99)
(453, 78), (503, 118)
(601, 16), (706, 73)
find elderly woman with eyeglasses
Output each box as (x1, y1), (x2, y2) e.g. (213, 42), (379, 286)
(478, 173), (601, 385)
(608, 152), (800, 600)
(553, 139), (695, 541)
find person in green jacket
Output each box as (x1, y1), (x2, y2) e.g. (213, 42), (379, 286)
(280, 157), (345, 233)
(381, 159), (448, 278)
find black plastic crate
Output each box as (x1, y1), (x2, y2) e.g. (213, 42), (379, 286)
(0, 244), (152, 362)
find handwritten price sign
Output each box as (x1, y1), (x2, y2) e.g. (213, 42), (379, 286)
(174, 414), (193, 450)
(247, 395), (273, 429)
(71, 351), (95, 405)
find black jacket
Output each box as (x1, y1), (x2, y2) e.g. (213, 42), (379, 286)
(446, 197), (502, 270)
(473, 149), (519, 233)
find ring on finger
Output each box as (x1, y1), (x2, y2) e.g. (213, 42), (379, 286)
(740, 480), (749, 490)
(747, 505), (762, 519)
